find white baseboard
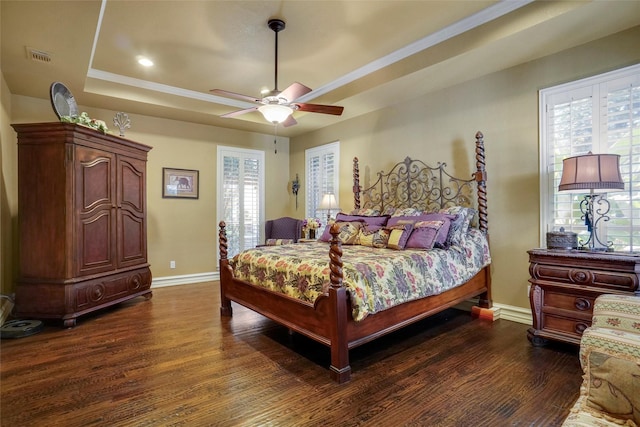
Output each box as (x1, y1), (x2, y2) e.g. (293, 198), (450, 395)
(493, 303), (533, 325)
(456, 299), (532, 325)
(151, 271), (219, 288)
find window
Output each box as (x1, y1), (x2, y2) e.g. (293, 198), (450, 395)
(306, 142), (340, 221)
(540, 64), (640, 250)
(217, 146), (265, 258)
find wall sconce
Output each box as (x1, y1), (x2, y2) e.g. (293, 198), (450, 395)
(292, 174), (300, 210)
(558, 152), (624, 251)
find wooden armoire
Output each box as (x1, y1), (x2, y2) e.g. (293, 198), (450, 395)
(12, 122), (153, 327)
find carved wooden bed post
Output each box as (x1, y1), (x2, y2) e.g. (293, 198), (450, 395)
(473, 131), (492, 309)
(219, 221), (233, 316)
(474, 131), (488, 235)
(328, 223), (351, 383)
(353, 157), (361, 210)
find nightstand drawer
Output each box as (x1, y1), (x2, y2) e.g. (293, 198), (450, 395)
(542, 313), (590, 340)
(544, 291), (595, 314)
(531, 263), (638, 292)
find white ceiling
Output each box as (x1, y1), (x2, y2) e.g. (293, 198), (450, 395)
(2, 0), (639, 137)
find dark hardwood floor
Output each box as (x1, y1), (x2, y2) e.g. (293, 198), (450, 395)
(1, 282), (581, 426)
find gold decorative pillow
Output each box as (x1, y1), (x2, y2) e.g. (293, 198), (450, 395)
(357, 226), (390, 248)
(386, 223), (414, 250)
(582, 348), (640, 425)
(334, 221), (364, 245)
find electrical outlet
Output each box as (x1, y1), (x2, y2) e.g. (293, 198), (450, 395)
(170, 260), (176, 269)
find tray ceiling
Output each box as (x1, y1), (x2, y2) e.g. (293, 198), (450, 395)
(2, 0), (639, 137)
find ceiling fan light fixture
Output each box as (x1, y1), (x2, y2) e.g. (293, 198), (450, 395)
(211, 17), (342, 126)
(258, 104), (293, 124)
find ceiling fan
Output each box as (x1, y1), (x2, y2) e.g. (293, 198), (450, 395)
(211, 18), (344, 127)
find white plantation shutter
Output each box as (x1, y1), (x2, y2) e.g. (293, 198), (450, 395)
(306, 142), (340, 220)
(217, 147), (264, 258)
(603, 77), (640, 249)
(544, 87), (596, 235)
(540, 64), (640, 250)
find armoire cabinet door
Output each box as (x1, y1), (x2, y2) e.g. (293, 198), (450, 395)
(117, 155), (147, 268)
(74, 145), (117, 276)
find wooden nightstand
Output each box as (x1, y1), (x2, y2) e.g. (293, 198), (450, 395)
(527, 248), (640, 346)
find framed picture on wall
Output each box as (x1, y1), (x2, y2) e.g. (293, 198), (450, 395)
(162, 168), (199, 199)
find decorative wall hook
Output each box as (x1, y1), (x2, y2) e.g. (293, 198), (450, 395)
(292, 173), (300, 210)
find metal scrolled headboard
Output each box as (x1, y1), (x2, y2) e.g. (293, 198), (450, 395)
(352, 131), (488, 234)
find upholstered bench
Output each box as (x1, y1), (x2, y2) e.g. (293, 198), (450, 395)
(562, 294), (640, 427)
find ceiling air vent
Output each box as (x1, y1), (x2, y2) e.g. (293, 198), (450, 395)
(26, 47), (52, 63)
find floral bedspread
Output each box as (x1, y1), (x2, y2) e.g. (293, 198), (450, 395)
(230, 228), (491, 322)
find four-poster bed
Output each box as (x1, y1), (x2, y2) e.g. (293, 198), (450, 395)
(218, 131), (491, 383)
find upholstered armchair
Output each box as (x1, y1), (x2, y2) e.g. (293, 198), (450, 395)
(264, 217), (303, 245)
(562, 294), (640, 426)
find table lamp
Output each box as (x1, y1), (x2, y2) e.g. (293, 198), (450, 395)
(319, 193), (337, 223)
(558, 152), (624, 251)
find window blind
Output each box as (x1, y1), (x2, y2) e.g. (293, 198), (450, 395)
(217, 147), (265, 258)
(305, 142), (340, 220)
(541, 64), (640, 250)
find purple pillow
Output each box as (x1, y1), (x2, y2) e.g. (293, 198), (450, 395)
(405, 220), (444, 249)
(388, 213), (454, 245)
(335, 213), (389, 227)
(319, 223), (333, 242)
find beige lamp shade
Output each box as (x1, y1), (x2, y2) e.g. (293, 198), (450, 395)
(319, 193), (337, 210)
(558, 153), (624, 192)
(319, 193), (337, 223)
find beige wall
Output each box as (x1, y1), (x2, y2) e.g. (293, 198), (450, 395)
(3, 95), (291, 293)
(290, 25), (640, 310)
(3, 25), (639, 312)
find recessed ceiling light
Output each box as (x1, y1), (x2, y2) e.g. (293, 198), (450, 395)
(137, 57), (154, 67)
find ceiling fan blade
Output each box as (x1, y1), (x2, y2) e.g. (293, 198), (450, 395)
(282, 115), (298, 127)
(210, 89), (261, 103)
(220, 106), (259, 118)
(279, 82), (312, 102)
(294, 103), (344, 116)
